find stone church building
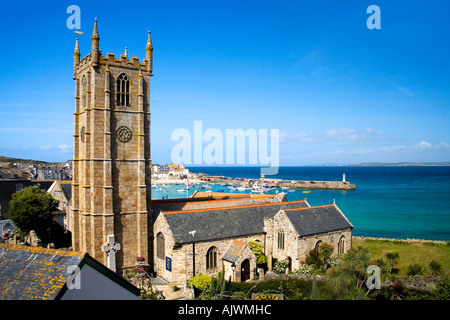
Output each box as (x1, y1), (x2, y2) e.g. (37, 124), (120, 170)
(152, 193), (352, 284)
(70, 20), (353, 285)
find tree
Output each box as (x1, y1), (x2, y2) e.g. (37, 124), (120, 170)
(8, 186), (59, 245)
(319, 242), (335, 268)
(248, 240), (268, 267)
(305, 249), (321, 268)
(305, 242), (334, 269)
(384, 251), (400, 275)
(325, 246), (370, 299)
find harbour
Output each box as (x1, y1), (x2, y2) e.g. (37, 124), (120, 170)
(196, 173), (355, 190)
(152, 166), (450, 241)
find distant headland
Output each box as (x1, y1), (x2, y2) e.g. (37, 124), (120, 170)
(349, 162), (450, 167)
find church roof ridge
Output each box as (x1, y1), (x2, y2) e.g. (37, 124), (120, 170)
(162, 199), (307, 215)
(283, 204), (353, 237)
(153, 193), (276, 206)
(283, 204), (335, 212)
(232, 240), (247, 246)
(163, 200), (310, 244)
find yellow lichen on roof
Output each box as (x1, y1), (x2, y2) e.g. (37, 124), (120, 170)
(1, 243), (85, 258)
(0, 243), (86, 300)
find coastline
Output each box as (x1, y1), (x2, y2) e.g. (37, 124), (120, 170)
(152, 179), (204, 185)
(353, 236), (448, 245)
(151, 168), (449, 243)
(196, 174), (356, 190)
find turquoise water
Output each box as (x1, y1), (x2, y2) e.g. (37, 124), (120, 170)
(152, 166), (450, 241)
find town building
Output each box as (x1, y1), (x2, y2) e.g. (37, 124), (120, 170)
(48, 180), (72, 229)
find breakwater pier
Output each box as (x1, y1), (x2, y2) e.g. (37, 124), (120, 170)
(197, 174), (355, 190)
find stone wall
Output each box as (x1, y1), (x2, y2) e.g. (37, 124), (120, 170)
(154, 206), (353, 284)
(153, 213), (263, 285)
(265, 210), (352, 270)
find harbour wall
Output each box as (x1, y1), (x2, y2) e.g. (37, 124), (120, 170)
(197, 175), (356, 190)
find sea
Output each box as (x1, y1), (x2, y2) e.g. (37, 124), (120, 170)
(151, 166), (450, 241)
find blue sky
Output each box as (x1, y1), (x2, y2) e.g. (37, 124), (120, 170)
(0, 0), (449, 165)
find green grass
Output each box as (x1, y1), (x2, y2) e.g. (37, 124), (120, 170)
(353, 238), (450, 277)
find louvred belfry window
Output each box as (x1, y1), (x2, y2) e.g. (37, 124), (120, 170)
(116, 73), (130, 106)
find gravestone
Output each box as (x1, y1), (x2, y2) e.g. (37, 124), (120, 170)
(25, 230), (42, 247)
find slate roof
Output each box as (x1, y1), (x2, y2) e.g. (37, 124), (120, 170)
(152, 193), (284, 221)
(0, 244), (85, 300)
(161, 200), (309, 244)
(284, 204), (353, 237)
(222, 240), (248, 263)
(0, 244), (140, 300)
(61, 183), (72, 201)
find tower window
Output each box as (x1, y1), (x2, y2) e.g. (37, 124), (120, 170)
(116, 73), (130, 106)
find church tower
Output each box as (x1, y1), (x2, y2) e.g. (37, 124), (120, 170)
(71, 19), (153, 273)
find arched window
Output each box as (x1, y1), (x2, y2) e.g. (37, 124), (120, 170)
(116, 73), (130, 106)
(156, 232), (165, 260)
(206, 246), (218, 269)
(314, 240), (322, 252)
(338, 236), (346, 254)
(81, 75), (87, 108)
(277, 230), (285, 250)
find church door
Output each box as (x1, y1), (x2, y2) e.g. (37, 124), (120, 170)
(241, 259), (250, 282)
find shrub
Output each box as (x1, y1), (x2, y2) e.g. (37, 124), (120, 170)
(432, 279), (450, 300)
(293, 264), (316, 276)
(188, 274), (212, 292)
(406, 263), (424, 276)
(273, 258), (289, 274)
(305, 249), (321, 268)
(248, 240), (268, 266)
(429, 260), (442, 275)
(389, 279), (407, 300)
